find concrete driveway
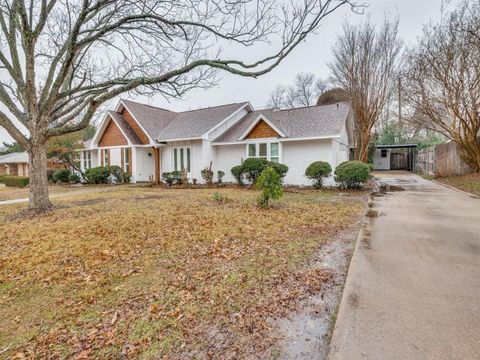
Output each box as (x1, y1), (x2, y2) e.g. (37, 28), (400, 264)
(328, 172), (480, 360)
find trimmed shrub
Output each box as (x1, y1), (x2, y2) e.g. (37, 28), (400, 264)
(270, 162), (289, 179)
(367, 163), (374, 172)
(256, 166), (283, 208)
(107, 166), (122, 181)
(241, 158), (269, 183)
(231, 165), (244, 185)
(46, 169), (56, 182)
(85, 166), (111, 184)
(217, 170), (225, 184)
(171, 170), (182, 185)
(0, 175), (29, 187)
(201, 167), (214, 185)
(53, 169), (71, 183)
(68, 173), (81, 184)
(334, 161), (371, 189)
(231, 158), (289, 185)
(162, 172), (175, 186)
(305, 161), (332, 189)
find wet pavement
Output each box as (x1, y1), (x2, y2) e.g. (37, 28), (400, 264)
(328, 172), (480, 360)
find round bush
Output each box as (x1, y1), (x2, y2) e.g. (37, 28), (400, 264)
(334, 161), (371, 189)
(85, 166), (111, 184)
(305, 161), (332, 188)
(68, 173), (81, 184)
(52, 169), (71, 183)
(270, 162), (289, 179)
(231, 158), (289, 185)
(231, 165), (244, 185)
(367, 163), (374, 172)
(241, 158), (270, 183)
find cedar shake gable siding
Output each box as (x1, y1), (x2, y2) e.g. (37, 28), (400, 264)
(246, 120), (280, 139)
(98, 119), (128, 147)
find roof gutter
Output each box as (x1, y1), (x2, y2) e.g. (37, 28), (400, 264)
(211, 134), (341, 146)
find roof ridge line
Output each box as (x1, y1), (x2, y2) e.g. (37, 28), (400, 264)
(175, 102), (248, 114)
(121, 99), (175, 113)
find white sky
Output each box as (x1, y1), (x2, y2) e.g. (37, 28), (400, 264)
(0, 0), (460, 144)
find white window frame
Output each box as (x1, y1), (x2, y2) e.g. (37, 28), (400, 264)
(83, 150), (92, 170)
(124, 148), (131, 174)
(245, 140), (282, 163)
(172, 146), (192, 174)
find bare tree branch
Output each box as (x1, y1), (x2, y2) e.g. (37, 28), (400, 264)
(329, 17), (403, 162)
(403, 0), (480, 171)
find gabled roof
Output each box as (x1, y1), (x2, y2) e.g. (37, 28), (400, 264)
(0, 151), (29, 164)
(119, 100), (177, 142)
(156, 102), (249, 141)
(94, 100), (350, 146)
(238, 113), (287, 139)
(214, 102), (351, 143)
(108, 111), (143, 145)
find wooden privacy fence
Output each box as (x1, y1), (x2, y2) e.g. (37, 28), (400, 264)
(416, 146), (435, 175)
(416, 142), (472, 177)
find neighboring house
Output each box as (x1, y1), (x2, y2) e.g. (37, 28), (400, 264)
(0, 151), (65, 177)
(81, 100), (355, 185)
(0, 152), (30, 176)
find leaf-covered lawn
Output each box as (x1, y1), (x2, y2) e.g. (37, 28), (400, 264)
(0, 184), (90, 202)
(436, 173), (480, 196)
(0, 187), (365, 359)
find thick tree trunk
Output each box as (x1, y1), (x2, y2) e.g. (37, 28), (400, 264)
(354, 131), (371, 163)
(28, 141), (51, 212)
(459, 138), (480, 172)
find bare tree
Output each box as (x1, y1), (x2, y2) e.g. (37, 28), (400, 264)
(267, 72), (330, 109)
(403, 0), (480, 171)
(329, 18), (403, 162)
(0, 0), (359, 212)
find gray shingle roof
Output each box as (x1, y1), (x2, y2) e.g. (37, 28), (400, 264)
(156, 102), (249, 141)
(108, 111), (143, 145)
(214, 102), (350, 143)
(121, 100), (177, 141)
(114, 99), (349, 143)
(0, 151), (29, 164)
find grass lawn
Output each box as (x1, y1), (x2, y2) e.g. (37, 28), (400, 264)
(0, 184), (91, 202)
(0, 186), (366, 359)
(436, 173), (480, 196)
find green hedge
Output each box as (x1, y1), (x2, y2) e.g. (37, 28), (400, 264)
(334, 161), (371, 189)
(305, 161), (332, 189)
(231, 158), (289, 185)
(0, 175), (30, 188)
(53, 169), (71, 183)
(85, 165), (123, 184)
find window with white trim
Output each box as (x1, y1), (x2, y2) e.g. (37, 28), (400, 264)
(173, 147), (191, 172)
(124, 148), (131, 174)
(246, 142), (280, 162)
(83, 150), (92, 170)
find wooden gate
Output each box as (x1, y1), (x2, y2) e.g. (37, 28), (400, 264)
(390, 153), (406, 170)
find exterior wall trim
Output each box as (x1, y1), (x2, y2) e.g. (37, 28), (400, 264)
(211, 134), (341, 146)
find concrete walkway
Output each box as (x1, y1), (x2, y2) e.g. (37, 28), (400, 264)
(328, 172), (480, 360)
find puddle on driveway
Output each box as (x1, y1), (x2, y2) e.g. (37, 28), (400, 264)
(274, 229), (359, 360)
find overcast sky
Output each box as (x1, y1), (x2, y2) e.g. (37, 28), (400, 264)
(0, 0), (460, 144)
